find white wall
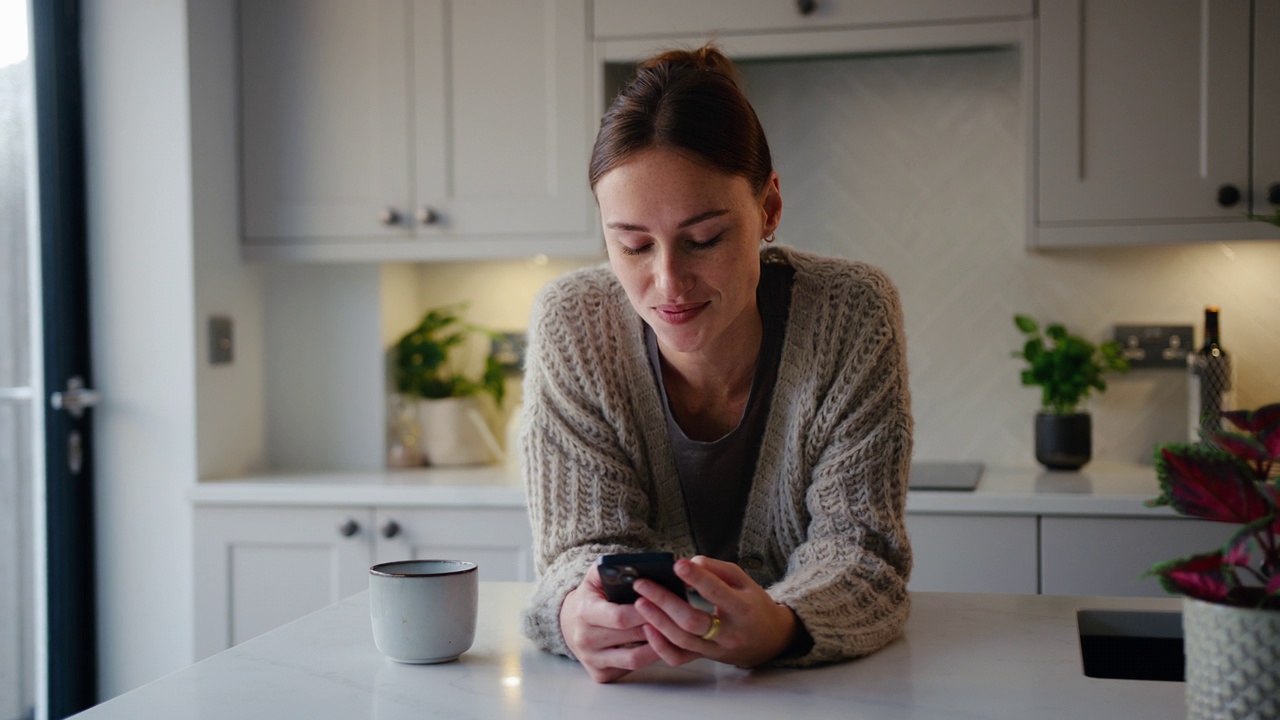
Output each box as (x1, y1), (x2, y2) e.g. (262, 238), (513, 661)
(81, 0), (197, 700)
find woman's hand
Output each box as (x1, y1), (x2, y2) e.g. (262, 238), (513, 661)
(559, 565), (662, 683)
(632, 556), (798, 669)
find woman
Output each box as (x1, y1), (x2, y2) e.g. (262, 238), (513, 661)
(520, 45), (913, 682)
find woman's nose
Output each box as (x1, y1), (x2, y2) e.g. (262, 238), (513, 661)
(652, 248), (692, 297)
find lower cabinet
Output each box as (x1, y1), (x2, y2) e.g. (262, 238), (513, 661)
(905, 514), (1039, 594)
(194, 504), (534, 660)
(1039, 516), (1234, 598)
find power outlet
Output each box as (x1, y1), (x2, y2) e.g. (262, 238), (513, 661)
(490, 332), (527, 373)
(1113, 325), (1192, 369)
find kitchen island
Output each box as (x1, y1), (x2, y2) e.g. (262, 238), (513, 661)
(73, 583), (1186, 719)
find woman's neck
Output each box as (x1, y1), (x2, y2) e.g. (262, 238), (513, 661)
(658, 310), (763, 441)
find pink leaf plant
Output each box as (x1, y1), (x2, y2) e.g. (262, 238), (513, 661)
(1144, 402), (1280, 609)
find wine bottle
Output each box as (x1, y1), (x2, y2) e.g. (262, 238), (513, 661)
(1187, 306), (1235, 440)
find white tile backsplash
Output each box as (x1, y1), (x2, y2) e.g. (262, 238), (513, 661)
(415, 48), (1280, 468)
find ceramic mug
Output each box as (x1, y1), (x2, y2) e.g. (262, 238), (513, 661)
(369, 559), (478, 663)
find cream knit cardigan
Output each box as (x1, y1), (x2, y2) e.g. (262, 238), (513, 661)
(519, 245), (913, 668)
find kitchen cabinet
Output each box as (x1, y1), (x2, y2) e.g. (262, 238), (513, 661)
(194, 504), (534, 659)
(1039, 516), (1233, 597)
(239, 0), (596, 262)
(592, 0), (1033, 39)
(1035, 0), (1280, 247)
(905, 514), (1039, 593)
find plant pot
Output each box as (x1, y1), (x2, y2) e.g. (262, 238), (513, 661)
(1034, 412), (1091, 470)
(416, 397), (497, 466)
(1183, 596), (1280, 720)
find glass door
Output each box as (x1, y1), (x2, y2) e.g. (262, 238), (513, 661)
(3, 0), (99, 717)
(1, 2), (41, 719)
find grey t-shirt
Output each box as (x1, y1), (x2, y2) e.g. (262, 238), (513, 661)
(645, 261), (794, 560)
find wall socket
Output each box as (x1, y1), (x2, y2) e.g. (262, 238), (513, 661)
(490, 332), (527, 373)
(1112, 324), (1193, 369)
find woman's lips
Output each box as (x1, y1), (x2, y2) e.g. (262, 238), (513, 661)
(653, 301), (709, 325)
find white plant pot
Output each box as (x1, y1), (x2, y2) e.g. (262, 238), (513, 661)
(416, 397), (497, 466)
(1183, 596), (1280, 720)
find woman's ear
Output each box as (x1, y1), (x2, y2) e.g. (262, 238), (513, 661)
(760, 172), (782, 237)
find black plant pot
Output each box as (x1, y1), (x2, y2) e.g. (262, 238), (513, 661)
(1035, 412), (1092, 471)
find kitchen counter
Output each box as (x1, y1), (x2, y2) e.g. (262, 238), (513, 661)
(193, 461), (1178, 517)
(71, 583), (1186, 719)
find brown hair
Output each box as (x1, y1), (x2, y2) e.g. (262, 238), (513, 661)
(589, 45), (774, 194)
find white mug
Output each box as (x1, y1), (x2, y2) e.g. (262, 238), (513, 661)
(369, 560), (478, 663)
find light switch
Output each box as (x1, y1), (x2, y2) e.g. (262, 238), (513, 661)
(209, 315), (233, 365)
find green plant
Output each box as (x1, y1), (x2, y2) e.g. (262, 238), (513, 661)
(394, 305), (504, 405)
(1012, 314), (1128, 415)
(1145, 404), (1280, 610)
(1248, 211), (1280, 227)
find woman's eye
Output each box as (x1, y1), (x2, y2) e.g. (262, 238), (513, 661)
(619, 243), (650, 256)
(692, 233), (724, 248)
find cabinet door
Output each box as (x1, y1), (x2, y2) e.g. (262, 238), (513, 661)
(413, 0), (592, 236)
(593, 0), (1033, 39)
(194, 506), (372, 660)
(1038, 0), (1251, 225)
(1040, 516), (1234, 598)
(240, 0), (411, 239)
(374, 507), (536, 582)
(905, 514), (1039, 593)
(1255, 0), (1280, 218)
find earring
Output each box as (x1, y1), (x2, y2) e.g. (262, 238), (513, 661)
(763, 234), (776, 243)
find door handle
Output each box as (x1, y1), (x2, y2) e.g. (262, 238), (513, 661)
(50, 376), (100, 419)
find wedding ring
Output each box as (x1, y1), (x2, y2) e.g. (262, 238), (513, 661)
(699, 614), (722, 641)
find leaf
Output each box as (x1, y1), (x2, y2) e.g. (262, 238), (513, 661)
(1146, 551), (1233, 602)
(1155, 446), (1270, 523)
(1204, 430), (1271, 466)
(1045, 323), (1067, 342)
(1223, 403), (1280, 434)
(1222, 515), (1273, 565)
(1014, 314), (1038, 334)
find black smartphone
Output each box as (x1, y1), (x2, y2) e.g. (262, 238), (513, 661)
(597, 552), (688, 604)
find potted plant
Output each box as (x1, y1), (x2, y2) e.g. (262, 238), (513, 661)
(1012, 314), (1129, 470)
(1144, 403), (1280, 720)
(393, 305), (505, 466)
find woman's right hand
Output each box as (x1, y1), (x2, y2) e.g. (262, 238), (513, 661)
(560, 565), (661, 683)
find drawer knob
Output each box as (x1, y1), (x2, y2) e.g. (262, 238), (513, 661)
(381, 519), (401, 539)
(337, 517), (360, 538)
(379, 207), (402, 226)
(1216, 184), (1241, 208)
(796, 0), (818, 16)
(417, 207), (440, 225)
(1268, 183), (1280, 206)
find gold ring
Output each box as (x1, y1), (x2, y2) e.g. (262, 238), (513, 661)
(699, 614), (722, 641)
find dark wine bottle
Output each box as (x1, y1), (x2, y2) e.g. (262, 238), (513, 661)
(1187, 306), (1234, 439)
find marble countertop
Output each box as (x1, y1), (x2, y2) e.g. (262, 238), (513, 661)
(193, 461), (1176, 517)
(71, 583), (1186, 719)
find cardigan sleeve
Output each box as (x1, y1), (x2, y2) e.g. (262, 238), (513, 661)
(517, 277), (662, 658)
(763, 265), (914, 668)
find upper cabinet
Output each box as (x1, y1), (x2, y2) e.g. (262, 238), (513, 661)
(239, 0), (597, 262)
(593, 0), (1033, 38)
(1035, 0), (1280, 247)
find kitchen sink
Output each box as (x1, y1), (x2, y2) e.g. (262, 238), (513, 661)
(1077, 609), (1184, 682)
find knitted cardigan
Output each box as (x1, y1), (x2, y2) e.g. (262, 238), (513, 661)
(519, 245), (913, 668)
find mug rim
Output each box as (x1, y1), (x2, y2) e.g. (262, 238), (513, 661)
(369, 559), (478, 578)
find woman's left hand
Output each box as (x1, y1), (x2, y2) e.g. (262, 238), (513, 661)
(631, 555), (798, 669)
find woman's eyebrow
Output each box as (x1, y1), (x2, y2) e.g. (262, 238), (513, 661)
(605, 209), (730, 232)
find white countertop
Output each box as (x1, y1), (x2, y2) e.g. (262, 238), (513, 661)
(70, 583), (1186, 719)
(193, 461), (1177, 517)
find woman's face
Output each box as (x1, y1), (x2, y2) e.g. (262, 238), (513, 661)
(596, 147), (782, 359)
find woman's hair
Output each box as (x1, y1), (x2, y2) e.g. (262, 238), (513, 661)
(589, 45), (774, 194)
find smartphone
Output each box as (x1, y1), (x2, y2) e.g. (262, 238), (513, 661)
(597, 552), (687, 604)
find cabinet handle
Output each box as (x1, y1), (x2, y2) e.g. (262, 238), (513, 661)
(796, 0), (818, 16)
(1268, 183), (1280, 206)
(337, 517), (360, 538)
(379, 207), (402, 226)
(417, 207), (439, 225)
(381, 519), (401, 539)
(1216, 184), (1241, 208)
